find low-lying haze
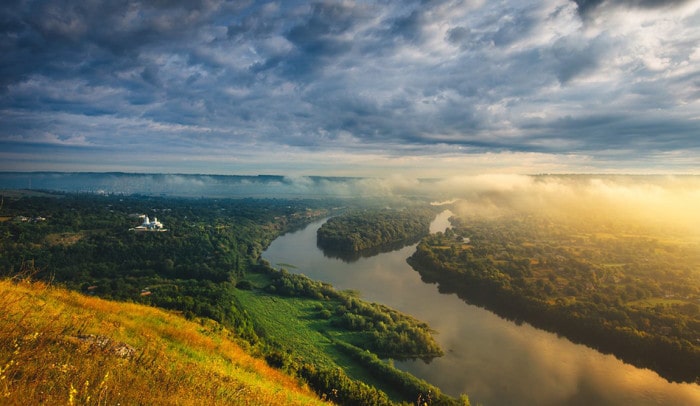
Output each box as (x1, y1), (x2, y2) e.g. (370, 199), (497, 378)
(3, 172), (697, 237)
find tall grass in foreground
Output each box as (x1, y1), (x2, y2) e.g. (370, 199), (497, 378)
(0, 277), (326, 405)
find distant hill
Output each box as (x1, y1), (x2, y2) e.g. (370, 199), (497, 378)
(0, 171), (367, 198)
(0, 277), (325, 405)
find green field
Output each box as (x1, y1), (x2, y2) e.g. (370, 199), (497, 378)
(233, 274), (411, 401)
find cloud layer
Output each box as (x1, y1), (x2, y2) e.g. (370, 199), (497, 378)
(1, 0), (699, 175)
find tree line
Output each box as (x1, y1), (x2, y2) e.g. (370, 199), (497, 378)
(317, 208), (436, 257)
(408, 212), (700, 383)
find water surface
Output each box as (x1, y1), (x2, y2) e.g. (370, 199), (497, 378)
(262, 211), (700, 405)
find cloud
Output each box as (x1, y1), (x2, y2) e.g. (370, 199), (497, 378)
(441, 174), (700, 236)
(572, 0), (694, 17)
(0, 0), (699, 174)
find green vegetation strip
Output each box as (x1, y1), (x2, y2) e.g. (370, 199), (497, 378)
(235, 267), (455, 404)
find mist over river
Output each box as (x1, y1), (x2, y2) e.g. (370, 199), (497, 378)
(262, 211), (700, 405)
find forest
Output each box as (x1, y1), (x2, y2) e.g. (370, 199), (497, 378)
(408, 210), (700, 383)
(0, 193), (319, 328)
(0, 191), (460, 405)
(316, 207), (437, 259)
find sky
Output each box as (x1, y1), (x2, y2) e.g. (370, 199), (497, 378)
(1, 0), (699, 177)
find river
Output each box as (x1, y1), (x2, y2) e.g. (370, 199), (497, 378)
(262, 211), (700, 406)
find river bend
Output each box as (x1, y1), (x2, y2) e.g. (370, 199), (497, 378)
(262, 211), (700, 406)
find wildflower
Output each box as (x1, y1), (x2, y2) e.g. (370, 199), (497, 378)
(1, 359), (15, 379)
(98, 372), (109, 388)
(84, 379), (91, 403)
(68, 383), (77, 406)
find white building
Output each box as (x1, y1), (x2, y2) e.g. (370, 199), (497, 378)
(133, 215), (167, 231)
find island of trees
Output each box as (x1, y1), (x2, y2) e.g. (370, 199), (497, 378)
(317, 208), (436, 260)
(408, 210), (700, 384)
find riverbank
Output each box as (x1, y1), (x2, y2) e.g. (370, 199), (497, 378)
(409, 252), (700, 384)
(264, 211), (700, 405)
(407, 212), (700, 384)
(234, 264), (457, 404)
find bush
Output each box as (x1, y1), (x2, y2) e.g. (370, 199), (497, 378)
(236, 280), (254, 290)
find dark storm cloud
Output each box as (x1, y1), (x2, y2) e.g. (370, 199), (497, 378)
(1, 0), (219, 82)
(281, 2), (385, 83)
(388, 9), (424, 43)
(1, 0), (699, 174)
(573, 0), (694, 16)
(546, 35), (608, 84)
(572, 0), (606, 15)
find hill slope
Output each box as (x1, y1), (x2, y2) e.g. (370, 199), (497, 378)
(0, 277), (325, 405)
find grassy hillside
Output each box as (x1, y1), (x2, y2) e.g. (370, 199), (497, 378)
(0, 277), (325, 405)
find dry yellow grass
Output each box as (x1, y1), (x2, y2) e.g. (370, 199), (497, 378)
(0, 277), (327, 405)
